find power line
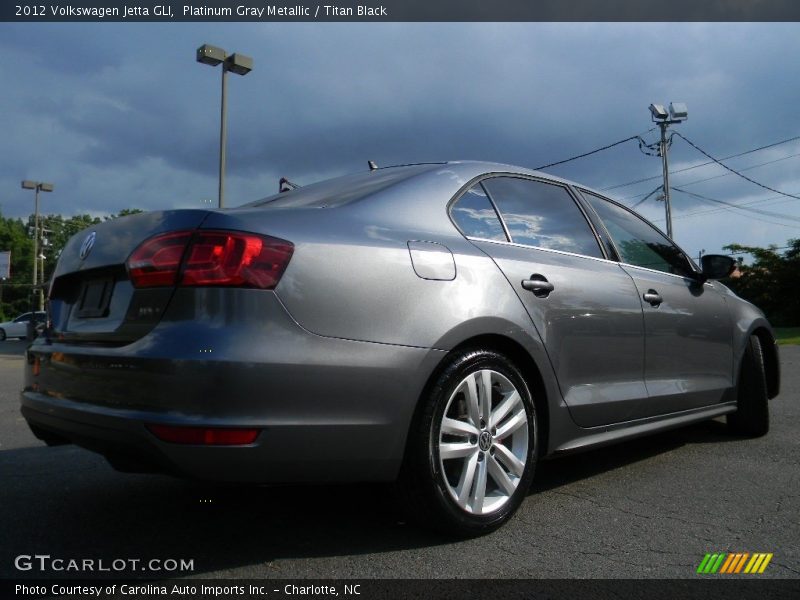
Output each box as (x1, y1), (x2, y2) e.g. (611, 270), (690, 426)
(673, 151), (800, 189)
(600, 134), (800, 192)
(673, 133), (800, 201)
(534, 134), (647, 171)
(673, 194), (797, 221)
(670, 206), (796, 229)
(672, 187), (800, 221)
(672, 187), (800, 228)
(623, 151), (800, 205)
(630, 185), (662, 208)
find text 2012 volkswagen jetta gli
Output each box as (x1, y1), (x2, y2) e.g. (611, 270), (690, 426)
(22, 161), (780, 535)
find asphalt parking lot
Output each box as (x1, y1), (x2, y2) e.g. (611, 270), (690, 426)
(0, 339), (798, 580)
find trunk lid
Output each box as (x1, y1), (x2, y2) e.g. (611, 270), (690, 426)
(48, 209), (211, 344)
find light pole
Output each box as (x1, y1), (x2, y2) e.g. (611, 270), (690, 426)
(21, 180), (53, 312)
(648, 102), (687, 239)
(196, 44), (253, 209)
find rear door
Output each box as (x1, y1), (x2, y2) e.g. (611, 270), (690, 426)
(579, 190), (733, 413)
(452, 176), (648, 427)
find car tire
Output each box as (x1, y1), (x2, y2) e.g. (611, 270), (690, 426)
(727, 334), (770, 438)
(398, 349), (538, 536)
(0, 329), (5, 342)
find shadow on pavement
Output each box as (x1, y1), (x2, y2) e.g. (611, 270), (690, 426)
(0, 444), (445, 579)
(533, 418), (736, 494)
(0, 417), (742, 579)
(0, 340), (28, 357)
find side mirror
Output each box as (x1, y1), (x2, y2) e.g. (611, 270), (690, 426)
(700, 254), (736, 280)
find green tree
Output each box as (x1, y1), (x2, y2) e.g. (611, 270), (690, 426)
(39, 210), (143, 280)
(39, 213), (103, 280)
(723, 239), (800, 326)
(0, 213), (35, 317)
(1, 208), (143, 317)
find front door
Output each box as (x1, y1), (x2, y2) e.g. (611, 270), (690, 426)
(580, 190), (734, 413)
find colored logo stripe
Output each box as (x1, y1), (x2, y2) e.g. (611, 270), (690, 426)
(698, 553), (772, 574)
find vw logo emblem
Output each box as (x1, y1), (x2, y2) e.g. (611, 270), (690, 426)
(478, 431), (492, 452)
(79, 231), (97, 260)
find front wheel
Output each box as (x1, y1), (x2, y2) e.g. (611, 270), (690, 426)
(727, 334), (770, 437)
(399, 349), (538, 536)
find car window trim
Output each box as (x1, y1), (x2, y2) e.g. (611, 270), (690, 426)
(465, 236), (625, 265)
(446, 175), (510, 243)
(616, 259), (714, 284)
(447, 173), (609, 261)
(477, 180), (514, 243)
(568, 186), (621, 261)
(482, 174), (608, 261)
(575, 187), (704, 279)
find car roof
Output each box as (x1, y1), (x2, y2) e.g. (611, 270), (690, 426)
(241, 160), (592, 211)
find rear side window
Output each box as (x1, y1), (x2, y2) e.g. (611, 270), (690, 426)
(482, 177), (603, 258)
(582, 191), (695, 277)
(450, 184), (508, 241)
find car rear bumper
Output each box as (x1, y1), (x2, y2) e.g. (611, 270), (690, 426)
(21, 389), (411, 482)
(21, 290), (445, 482)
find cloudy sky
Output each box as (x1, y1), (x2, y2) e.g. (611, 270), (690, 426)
(1, 22), (799, 258)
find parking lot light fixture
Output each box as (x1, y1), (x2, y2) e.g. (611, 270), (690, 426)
(196, 44), (253, 209)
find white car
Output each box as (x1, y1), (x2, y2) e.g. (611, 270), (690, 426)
(0, 311), (46, 340)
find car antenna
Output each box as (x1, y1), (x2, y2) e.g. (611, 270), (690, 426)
(279, 177), (300, 193)
(368, 160), (378, 171)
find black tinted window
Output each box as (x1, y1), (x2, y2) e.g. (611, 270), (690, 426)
(582, 191), (695, 277)
(450, 184), (507, 241)
(482, 177), (602, 258)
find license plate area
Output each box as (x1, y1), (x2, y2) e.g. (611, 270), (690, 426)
(75, 278), (114, 318)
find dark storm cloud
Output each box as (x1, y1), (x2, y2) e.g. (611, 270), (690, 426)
(1, 22), (799, 255)
(0, 25), (126, 74)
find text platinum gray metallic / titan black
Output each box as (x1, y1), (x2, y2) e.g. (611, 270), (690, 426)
(21, 161), (780, 535)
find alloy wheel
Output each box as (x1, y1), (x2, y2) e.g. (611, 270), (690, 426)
(437, 369), (530, 515)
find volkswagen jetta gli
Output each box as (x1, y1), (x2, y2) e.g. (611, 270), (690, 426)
(21, 161), (780, 535)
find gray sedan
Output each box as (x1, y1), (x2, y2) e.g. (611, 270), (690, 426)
(0, 311), (47, 340)
(21, 161), (779, 536)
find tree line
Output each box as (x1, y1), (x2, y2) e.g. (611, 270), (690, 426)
(0, 209), (141, 320)
(723, 239), (800, 327)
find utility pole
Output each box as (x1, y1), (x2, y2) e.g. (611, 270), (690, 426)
(21, 180), (53, 313)
(39, 225), (51, 311)
(648, 103), (687, 239)
(658, 121), (673, 239)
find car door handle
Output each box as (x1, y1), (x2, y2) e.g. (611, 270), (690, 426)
(521, 275), (554, 298)
(643, 289), (663, 307)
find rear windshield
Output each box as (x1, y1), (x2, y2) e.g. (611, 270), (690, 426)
(244, 163), (443, 209)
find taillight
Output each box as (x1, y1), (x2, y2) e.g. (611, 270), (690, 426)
(127, 232), (192, 288)
(147, 424), (260, 445)
(127, 230), (293, 289)
(181, 232), (293, 288)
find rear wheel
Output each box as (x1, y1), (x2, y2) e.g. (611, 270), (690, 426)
(727, 334), (770, 437)
(399, 349), (538, 536)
